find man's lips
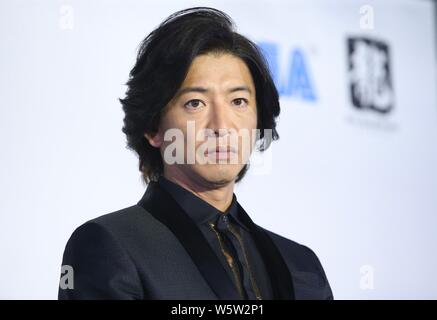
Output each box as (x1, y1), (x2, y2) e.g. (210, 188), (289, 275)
(204, 146), (237, 155)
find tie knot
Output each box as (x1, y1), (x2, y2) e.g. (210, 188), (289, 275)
(216, 213), (230, 232)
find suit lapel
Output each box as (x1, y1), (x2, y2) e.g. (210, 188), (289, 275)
(137, 181), (240, 300)
(237, 203), (296, 299)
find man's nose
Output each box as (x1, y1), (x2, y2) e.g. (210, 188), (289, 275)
(208, 99), (231, 137)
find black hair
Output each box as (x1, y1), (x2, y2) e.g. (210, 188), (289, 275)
(119, 7), (280, 184)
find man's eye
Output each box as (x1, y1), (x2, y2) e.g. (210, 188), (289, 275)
(184, 99), (205, 110)
(232, 98), (248, 107)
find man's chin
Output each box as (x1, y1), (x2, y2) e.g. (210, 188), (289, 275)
(196, 166), (239, 187)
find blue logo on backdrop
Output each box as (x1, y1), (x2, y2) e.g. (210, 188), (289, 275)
(257, 42), (317, 102)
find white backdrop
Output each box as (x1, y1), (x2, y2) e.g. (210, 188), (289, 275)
(0, 0), (436, 299)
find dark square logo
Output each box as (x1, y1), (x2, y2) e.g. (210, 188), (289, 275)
(347, 37), (394, 114)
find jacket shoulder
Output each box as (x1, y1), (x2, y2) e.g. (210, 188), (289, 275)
(87, 204), (149, 229)
(59, 205), (149, 299)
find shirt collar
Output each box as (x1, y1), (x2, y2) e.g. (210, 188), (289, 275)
(157, 175), (249, 231)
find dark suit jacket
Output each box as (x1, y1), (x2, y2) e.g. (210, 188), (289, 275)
(58, 181), (333, 300)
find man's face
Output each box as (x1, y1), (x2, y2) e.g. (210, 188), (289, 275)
(146, 52), (258, 187)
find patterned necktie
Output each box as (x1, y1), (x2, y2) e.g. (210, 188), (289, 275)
(209, 213), (262, 300)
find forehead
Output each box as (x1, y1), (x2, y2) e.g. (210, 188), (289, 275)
(181, 53), (255, 89)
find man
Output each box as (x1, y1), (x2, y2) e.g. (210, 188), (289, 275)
(58, 7), (333, 300)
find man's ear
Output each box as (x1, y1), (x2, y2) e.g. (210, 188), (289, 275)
(144, 131), (163, 148)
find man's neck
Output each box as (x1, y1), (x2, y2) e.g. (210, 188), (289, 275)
(163, 171), (235, 213)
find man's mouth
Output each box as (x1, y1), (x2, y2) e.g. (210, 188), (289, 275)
(204, 146), (237, 160)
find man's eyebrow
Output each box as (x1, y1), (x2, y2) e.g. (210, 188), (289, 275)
(176, 86), (208, 97)
(176, 86), (253, 97)
(227, 86), (252, 94)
